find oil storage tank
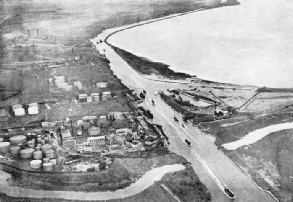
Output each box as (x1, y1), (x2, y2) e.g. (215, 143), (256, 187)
(10, 135), (27, 145)
(20, 148), (35, 159)
(88, 126), (101, 136)
(0, 142), (10, 154)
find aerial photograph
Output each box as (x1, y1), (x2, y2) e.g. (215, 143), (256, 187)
(0, 0), (292, 201)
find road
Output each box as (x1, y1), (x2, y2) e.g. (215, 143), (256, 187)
(94, 36), (276, 202)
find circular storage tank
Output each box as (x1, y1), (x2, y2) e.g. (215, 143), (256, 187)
(10, 146), (20, 155)
(30, 160), (42, 169)
(20, 148), (35, 159)
(93, 95), (100, 102)
(10, 135), (27, 145)
(113, 119), (128, 129)
(97, 118), (111, 128)
(41, 144), (52, 153)
(43, 158), (50, 163)
(96, 82), (108, 88)
(33, 150), (43, 160)
(87, 96), (92, 103)
(50, 159), (57, 165)
(14, 108), (25, 116)
(45, 150), (55, 159)
(28, 107), (39, 115)
(43, 162), (54, 171)
(88, 127), (101, 136)
(0, 142), (10, 154)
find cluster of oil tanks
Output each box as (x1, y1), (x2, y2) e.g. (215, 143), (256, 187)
(0, 133), (59, 172)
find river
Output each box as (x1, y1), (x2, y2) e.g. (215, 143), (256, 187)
(108, 0), (293, 88)
(0, 164), (184, 200)
(223, 122), (293, 150)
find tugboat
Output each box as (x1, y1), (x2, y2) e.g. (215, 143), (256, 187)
(224, 188), (235, 200)
(174, 117), (179, 122)
(185, 139), (191, 146)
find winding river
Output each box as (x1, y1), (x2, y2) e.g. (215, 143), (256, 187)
(222, 122), (293, 150)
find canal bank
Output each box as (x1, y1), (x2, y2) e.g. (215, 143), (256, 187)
(90, 17), (276, 201)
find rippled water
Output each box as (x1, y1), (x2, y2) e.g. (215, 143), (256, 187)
(109, 0), (293, 87)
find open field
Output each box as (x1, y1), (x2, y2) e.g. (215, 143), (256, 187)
(200, 113), (293, 201)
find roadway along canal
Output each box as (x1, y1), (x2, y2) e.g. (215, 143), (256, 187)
(90, 27), (276, 202)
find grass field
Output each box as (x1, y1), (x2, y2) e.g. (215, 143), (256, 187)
(200, 113), (293, 201)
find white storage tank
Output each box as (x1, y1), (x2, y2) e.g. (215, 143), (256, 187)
(94, 95), (100, 102)
(10, 135), (27, 145)
(79, 94), (87, 101)
(10, 146), (21, 155)
(30, 160), (42, 169)
(54, 76), (65, 81)
(33, 150), (43, 160)
(43, 162), (54, 171)
(45, 149), (55, 159)
(88, 127), (101, 136)
(96, 82), (108, 88)
(20, 148), (35, 159)
(0, 142), (10, 154)
(14, 108), (25, 116)
(91, 93), (100, 98)
(102, 92), (111, 101)
(41, 144), (53, 153)
(87, 96), (92, 103)
(28, 107), (39, 115)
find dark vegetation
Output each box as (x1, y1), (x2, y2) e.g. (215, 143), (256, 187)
(4, 161), (131, 192)
(161, 165), (212, 202)
(110, 45), (193, 79)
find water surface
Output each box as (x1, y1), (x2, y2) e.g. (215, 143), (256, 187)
(109, 0), (293, 87)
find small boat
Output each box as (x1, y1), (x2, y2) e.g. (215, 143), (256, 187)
(151, 99), (155, 105)
(181, 124), (185, 128)
(224, 188), (235, 199)
(185, 139), (191, 146)
(174, 117), (179, 122)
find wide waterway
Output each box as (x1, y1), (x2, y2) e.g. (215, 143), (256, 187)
(108, 0), (293, 88)
(90, 26), (276, 201)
